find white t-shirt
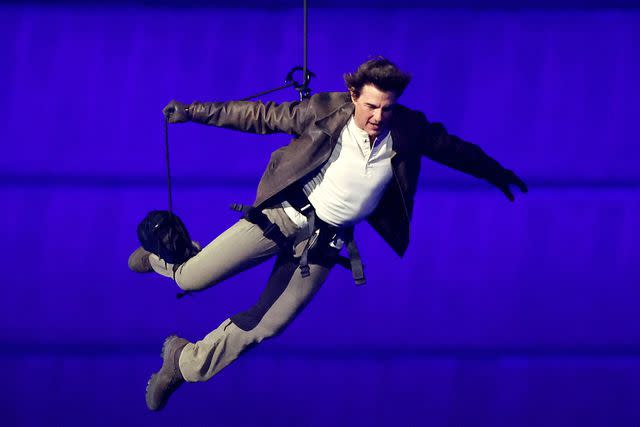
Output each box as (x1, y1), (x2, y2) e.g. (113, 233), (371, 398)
(283, 116), (394, 228)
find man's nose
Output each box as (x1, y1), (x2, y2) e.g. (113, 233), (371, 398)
(372, 109), (382, 122)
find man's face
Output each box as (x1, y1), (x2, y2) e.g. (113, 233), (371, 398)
(350, 84), (398, 139)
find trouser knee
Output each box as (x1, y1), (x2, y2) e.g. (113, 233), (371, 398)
(174, 273), (204, 292)
(173, 263), (221, 292)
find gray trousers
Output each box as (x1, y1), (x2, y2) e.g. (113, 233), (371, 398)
(149, 206), (334, 382)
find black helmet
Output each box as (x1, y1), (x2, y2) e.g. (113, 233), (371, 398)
(137, 210), (200, 265)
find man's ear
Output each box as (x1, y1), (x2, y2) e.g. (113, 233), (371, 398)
(349, 88), (358, 103)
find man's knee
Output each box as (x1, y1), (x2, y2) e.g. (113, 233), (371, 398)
(174, 270), (217, 292)
(171, 259), (217, 291)
(149, 254), (210, 291)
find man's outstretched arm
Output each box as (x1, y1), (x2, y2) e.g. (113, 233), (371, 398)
(162, 98), (312, 137)
(420, 119), (528, 202)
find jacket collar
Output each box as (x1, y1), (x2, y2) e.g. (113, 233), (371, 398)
(315, 96), (354, 138)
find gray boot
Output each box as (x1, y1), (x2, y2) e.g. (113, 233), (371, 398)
(145, 335), (189, 411)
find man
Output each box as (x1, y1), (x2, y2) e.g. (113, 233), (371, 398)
(129, 57), (527, 411)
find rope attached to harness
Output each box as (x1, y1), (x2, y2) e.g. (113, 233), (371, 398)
(164, 117), (173, 214)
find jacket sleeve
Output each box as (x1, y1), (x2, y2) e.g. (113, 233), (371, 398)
(187, 98), (312, 137)
(419, 114), (505, 181)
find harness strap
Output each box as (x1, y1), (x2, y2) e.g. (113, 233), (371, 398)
(298, 209), (315, 278)
(287, 191), (365, 285)
(343, 227), (365, 286)
(231, 200), (365, 286)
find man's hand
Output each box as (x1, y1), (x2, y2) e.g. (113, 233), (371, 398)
(488, 169), (528, 202)
(163, 100), (191, 123)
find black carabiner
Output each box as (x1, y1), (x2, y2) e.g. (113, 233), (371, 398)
(285, 66), (316, 100)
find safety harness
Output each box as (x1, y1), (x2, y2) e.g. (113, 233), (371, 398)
(230, 188), (366, 286)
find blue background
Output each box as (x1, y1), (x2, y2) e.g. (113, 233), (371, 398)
(1, 1), (639, 426)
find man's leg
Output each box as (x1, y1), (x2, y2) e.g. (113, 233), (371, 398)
(147, 207), (300, 291)
(178, 254), (334, 382)
(145, 253), (334, 410)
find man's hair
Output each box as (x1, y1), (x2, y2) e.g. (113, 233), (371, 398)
(344, 57), (411, 98)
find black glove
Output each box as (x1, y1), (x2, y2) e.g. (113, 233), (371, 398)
(162, 100), (191, 123)
(488, 169), (528, 202)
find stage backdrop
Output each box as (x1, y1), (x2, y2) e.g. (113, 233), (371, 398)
(0, 3), (638, 427)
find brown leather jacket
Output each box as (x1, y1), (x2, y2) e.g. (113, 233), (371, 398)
(189, 92), (505, 256)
